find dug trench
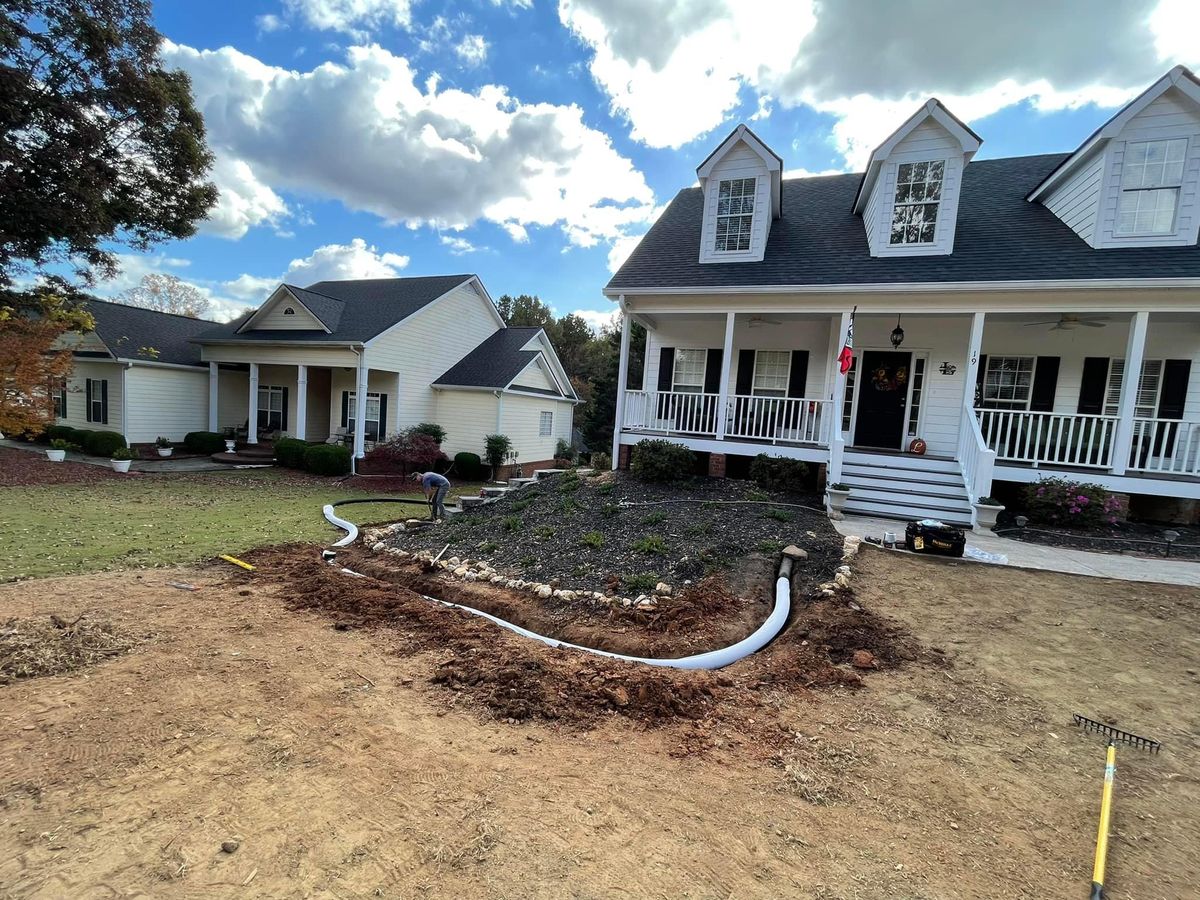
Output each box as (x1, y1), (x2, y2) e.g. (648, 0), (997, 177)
(236, 543), (935, 737)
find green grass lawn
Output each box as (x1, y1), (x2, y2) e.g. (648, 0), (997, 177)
(0, 471), (486, 582)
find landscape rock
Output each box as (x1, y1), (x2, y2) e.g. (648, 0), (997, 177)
(851, 650), (878, 670)
(654, 582), (672, 596)
(221, 840), (239, 854)
(781, 545), (809, 562)
(536, 585), (553, 599)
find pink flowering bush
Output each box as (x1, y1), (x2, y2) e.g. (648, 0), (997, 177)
(1021, 478), (1121, 528)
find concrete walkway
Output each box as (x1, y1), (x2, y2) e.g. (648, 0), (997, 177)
(835, 514), (1200, 588)
(0, 439), (251, 473)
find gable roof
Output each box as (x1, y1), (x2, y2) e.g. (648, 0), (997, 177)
(606, 153), (1200, 293)
(196, 274), (476, 344)
(84, 299), (216, 366)
(697, 123), (784, 218)
(1028, 65), (1200, 202)
(853, 98), (982, 214)
(433, 327), (572, 396)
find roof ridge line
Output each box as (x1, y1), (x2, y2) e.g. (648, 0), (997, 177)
(86, 297), (222, 324)
(284, 284), (346, 304)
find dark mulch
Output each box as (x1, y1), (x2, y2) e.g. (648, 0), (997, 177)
(383, 470), (842, 596)
(996, 516), (1200, 560)
(0, 448), (119, 486)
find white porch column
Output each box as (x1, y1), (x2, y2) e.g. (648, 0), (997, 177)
(961, 312), (986, 409)
(353, 354), (368, 459)
(1110, 311), (1149, 476)
(610, 305), (632, 469)
(295, 364), (308, 441)
(247, 363), (259, 444)
(715, 312), (735, 439)
(208, 362), (219, 432)
(827, 310), (852, 483)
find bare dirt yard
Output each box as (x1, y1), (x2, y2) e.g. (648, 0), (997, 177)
(1, 547), (1197, 899)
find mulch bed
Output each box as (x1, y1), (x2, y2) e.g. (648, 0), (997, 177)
(0, 448), (119, 487)
(383, 470), (841, 596)
(0, 613), (139, 683)
(997, 516), (1200, 560)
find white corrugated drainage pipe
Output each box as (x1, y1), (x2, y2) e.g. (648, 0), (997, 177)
(323, 497), (432, 548)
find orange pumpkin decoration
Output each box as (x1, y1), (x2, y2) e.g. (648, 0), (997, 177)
(908, 438), (927, 455)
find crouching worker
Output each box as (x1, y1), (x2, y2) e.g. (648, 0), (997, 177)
(411, 470), (451, 522)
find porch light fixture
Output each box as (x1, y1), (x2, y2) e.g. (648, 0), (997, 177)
(890, 315), (905, 349)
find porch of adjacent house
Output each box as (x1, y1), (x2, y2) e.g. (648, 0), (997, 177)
(612, 308), (1200, 524)
(206, 360), (401, 459)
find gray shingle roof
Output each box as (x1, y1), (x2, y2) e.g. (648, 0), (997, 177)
(433, 327), (550, 390)
(606, 153), (1200, 291)
(194, 274), (475, 344)
(85, 299), (216, 366)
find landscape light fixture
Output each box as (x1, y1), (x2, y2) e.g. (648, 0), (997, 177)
(890, 314), (905, 349)
(1164, 529), (1180, 557)
(1015, 515), (1028, 528)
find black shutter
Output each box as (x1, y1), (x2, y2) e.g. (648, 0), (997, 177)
(378, 394), (388, 440)
(1158, 360), (1190, 419)
(735, 349), (754, 395)
(1078, 357), (1110, 414)
(973, 354), (987, 407)
(60, 385), (67, 419)
(85, 379), (93, 422)
(100, 379), (108, 425)
(281, 387), (289, 432)
(787, 350), (809, 398)
(1029, 357), (1060, 412)
(703, 349), (722, 394)
(340, 391), (349, 428)
(656, 347), (674, 391)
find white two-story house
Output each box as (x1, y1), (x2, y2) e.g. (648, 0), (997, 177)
(607, 66), (1200, 526)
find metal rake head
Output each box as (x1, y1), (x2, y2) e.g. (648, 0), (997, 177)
(1074, 714), (1162, 753)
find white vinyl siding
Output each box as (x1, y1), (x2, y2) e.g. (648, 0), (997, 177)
(698, 143), (770, 264)
(252, 295), (326, 330)
(433, 390), (499, 460)
(500, 393), (573, 464)
(1042, 149), (1106, 246)
(510, 358), (560, 393)
(56, 360), (124, 439)
(124, 366), (209, 443)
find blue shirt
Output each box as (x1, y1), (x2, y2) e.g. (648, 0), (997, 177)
(421, 472), (450, 490)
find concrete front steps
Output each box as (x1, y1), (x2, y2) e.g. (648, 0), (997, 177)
(839, 449), (973, 527)
(447, 468), (593, 516)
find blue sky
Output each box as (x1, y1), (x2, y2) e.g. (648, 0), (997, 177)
(98, 0), (1198, 325)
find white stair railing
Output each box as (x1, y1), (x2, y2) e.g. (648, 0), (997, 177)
(976, 409), (1118, 469)
(1128, 417), (1200, 475)
(958, 403), (995, 504)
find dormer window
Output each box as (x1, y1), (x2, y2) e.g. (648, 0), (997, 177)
(1116, 139), (1187, 236)
(890, 161), (944, 245)
(283, 306), (296, 316)
(715, 177), (756, 251)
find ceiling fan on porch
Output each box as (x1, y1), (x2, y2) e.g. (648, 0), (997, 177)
(747, 315), (783, 327)
(1024, 314), (1109, 331)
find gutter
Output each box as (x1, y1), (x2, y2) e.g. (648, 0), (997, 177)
(115, 357), (210, 372)
(602, 277), (1200, 297)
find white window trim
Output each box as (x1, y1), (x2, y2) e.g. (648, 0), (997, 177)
(714, 177), (756, 253)
(257, 385), (285, 431)
(980, 355), (1037, 410)
(751, 349), (791, 397)
(539, 410), (553, 437)
(347, 391), (382, 441)
(1104, 358), (1165, 418)
(889, 159), (946, 246)
(1115, 138), (1188, 238)
(672, 348), (708, 394)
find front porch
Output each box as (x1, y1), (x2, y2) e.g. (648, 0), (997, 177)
(612, 308), (1200, 518)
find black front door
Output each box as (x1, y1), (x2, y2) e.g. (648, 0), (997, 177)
(854, 351), (911, 450)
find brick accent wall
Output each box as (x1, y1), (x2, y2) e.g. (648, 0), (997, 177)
(617, 444), (631, 470)
(707, 452), (727, 478)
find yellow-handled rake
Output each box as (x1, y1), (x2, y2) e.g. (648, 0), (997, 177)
(1073, 714), (1162, 900)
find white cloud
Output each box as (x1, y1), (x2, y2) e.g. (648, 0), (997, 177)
(455, 34), (489, 66)
(278, 237), (409, 283)
(200, 157), (290, 239)
(559, 0), (1200, 165)
(605, 231), (644, 273)
(491, 0), (532, 8)
(93, 255), (249, 322)
(281, 0), (413, 37)
(256, 13), (287, 33)
(164, 40), (657, 254)
(782, 166), (847, 180)
(571, 307), (619, 332)
(439, 234), (478, 255)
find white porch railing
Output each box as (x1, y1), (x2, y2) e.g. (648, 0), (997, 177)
(621, 390), (722, 437)
(621, 390), (830, 446)
(977, 409), (1118, 469)
(1128, 417), (1200, 476)
(725, 395), (830, 445)
(958, 402), (996, 505)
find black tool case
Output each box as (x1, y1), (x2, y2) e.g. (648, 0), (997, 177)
(904, 520), (966, 557)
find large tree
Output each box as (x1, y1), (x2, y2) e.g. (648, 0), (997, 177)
(0, 0), (216, 435)
(119, 272), (209, 318)
(496, 293), (554, 328)
(580, 319), (645, 453)
(0, 0), (217, 287)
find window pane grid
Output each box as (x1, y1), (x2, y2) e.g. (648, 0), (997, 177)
(347, 391), (382, 441)
(1117, 139), (1187, 235)
(672, 348), (707, 393)
(841, 357), (857, 431)
(982, 356), (1034, 408)
(715, 177), (755, 252)
(890, 160), (944, 245)
(752, 350), (789, 397)
(907, 357), (925, 435)
(539, 411), (553, 436)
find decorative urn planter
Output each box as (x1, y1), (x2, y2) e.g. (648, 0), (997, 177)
(224, 439), (237, 452)
(826, 485), (851, 520)
(973, 500), (1005, 532)
(111, 458), (133, 473)
(157, 447), (174, 458)
(46, 448), (66, 462)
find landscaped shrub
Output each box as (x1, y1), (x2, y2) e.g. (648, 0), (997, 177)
(184, 431), (226, 454)
(749, 454), (811, 494)
(453, 451), (486, 481)
(365, 432), (448, 476)
(274, 437), (309, 469)
(554, 438), (576, 464)
(633, 534), (667, 555)
(1022, 478), (1122, 528)
(630, 439), (695, 483)
(409, 422), (447, 445)
(590, 451), (612, 471)
(303, 443), (352, 476)
(42, 424), (78, 444)
(83, 430), (126, 457)
(484, 434), (512, 476)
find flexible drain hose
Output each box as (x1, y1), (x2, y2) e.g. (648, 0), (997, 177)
(323, 497), (431, 548)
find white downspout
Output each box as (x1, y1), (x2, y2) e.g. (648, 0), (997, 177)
(120, 362), (132, 445)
